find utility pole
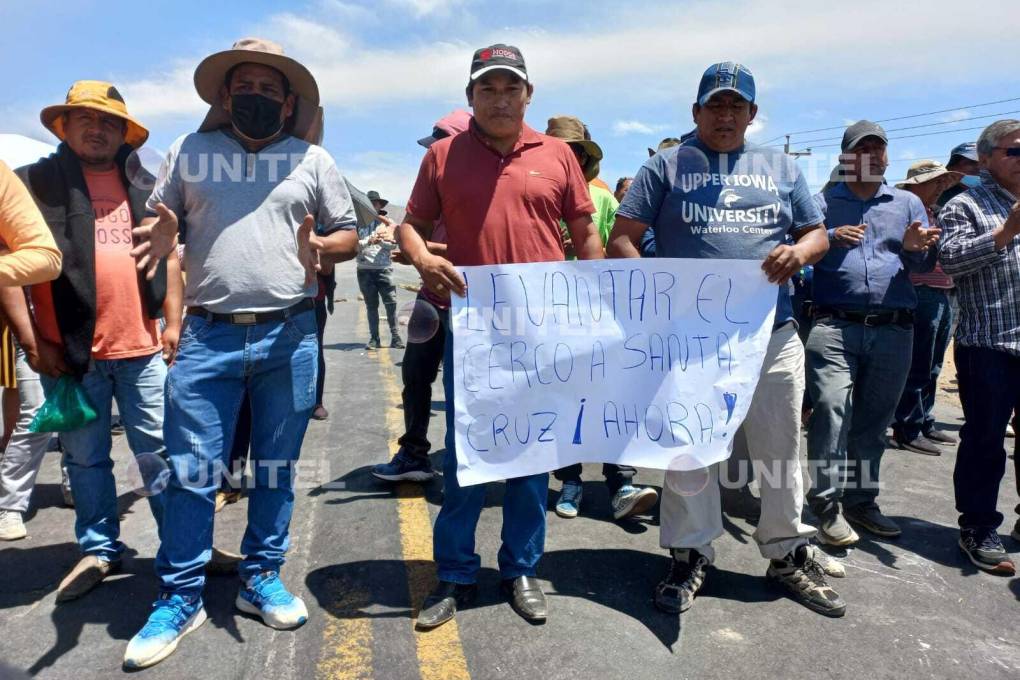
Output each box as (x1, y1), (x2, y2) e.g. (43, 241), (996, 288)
(784, 135), (812, 158)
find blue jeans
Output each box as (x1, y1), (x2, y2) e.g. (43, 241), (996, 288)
(432, 329), (548, 584)
(156, 308), (318, 598)
(42, 352), (167, 562)
(805, 318), (912, 511)
(893, 287), (954, 441)
(953, 345), (1020, 529)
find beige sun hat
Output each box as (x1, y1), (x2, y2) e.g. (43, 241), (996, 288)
(193, 37), (321, 142)
(895, 159), (963, 189)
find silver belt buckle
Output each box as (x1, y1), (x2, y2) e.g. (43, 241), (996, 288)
(231, 312), (257, 325)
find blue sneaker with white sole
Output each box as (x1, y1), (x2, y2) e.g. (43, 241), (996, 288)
(237, 571), (309, 629)
(123, 593), (207, 669)
(555, 481), (583, 518)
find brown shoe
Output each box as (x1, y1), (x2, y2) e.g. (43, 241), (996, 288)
(215, 489), (242, 513)
(205, 547), (243, 575)
(56, 555), (119, 602)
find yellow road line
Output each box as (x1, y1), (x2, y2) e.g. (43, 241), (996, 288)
(378, 342), (472, 680)
(317, 309), (374, 680)
(317, 304), (470, 679)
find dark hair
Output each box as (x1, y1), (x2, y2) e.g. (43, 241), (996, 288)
(225, 63), (291, 97)
(616, 177), (633, 192)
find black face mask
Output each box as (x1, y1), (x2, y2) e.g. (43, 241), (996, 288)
(230, 93), (284, 140)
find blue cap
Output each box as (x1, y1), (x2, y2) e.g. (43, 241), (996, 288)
(949, 142), (978, 163)
(697, 62), (755, 106)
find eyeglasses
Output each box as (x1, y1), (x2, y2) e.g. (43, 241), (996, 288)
(992, 147), (1020, 157)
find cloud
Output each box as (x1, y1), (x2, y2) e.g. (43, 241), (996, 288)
(388, 0), (467, 16)
(98, 0), (1020, 124)
(746, 113), (768, 141)
(611, 120), (668, 136)
(941, 109), (971, 122)
(338, 150), (422, 205)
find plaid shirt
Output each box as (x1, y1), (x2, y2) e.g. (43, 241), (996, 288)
(938, 173), (1020, 356)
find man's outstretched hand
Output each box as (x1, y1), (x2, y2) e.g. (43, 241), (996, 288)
(131, 203), (178, 280)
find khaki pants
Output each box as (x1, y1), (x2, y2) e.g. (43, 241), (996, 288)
(660, 323), (816, 561)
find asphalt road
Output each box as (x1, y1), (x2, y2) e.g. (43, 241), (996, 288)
(1, 261), (1019, 680)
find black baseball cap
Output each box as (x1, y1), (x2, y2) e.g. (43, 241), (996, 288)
(842, 120), (888, 152)
(469, 44), (528, 82)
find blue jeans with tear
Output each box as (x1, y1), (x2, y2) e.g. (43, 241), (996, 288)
(155, 308), (318, 598)
(42, 351), (167, 562)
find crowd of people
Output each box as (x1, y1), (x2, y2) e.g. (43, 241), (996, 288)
(0, 36), (1017, 671)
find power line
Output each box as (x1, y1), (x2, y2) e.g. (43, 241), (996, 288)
(759, 96), (1020, 144)
(805, 123), (991, 150)
(790, 109), (1020, 146)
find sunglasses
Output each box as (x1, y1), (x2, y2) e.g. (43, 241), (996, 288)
(993, 146), (1020, 157)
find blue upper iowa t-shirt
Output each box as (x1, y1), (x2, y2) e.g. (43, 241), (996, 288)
(616, 137), (824, 325)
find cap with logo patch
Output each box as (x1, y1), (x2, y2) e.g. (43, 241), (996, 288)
(696, 62), (755, 107)
(469, 44), (528, 83)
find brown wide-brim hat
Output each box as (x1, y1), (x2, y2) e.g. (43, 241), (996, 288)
(546, 115), (603, 182)
(194, 37), (321, 143)
(895, 159), (963, 189)
(40, 80), (149, 148)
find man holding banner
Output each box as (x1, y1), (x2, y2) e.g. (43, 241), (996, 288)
(610, 62), (846, 617)
(397, 43), (603, 629)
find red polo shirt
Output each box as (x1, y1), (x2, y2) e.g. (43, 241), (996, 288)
(406, 121), (595, 266)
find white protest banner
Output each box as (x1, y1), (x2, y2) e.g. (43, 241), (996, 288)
(450, 258), (778, 486)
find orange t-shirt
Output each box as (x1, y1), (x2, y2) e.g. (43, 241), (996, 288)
(31, 168), (160, 360)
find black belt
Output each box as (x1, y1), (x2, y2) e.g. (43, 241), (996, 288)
(813, 306), (914, 327)
(186, 299), (314, 325)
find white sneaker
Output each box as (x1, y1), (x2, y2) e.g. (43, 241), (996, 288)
(0, 509), (27, 541)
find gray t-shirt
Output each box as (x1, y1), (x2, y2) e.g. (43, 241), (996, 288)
(148, 130), (357, 313)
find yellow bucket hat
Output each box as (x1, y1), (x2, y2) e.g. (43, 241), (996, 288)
(40, 80), (149, 148)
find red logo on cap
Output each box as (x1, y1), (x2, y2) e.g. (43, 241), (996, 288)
(480, 49), (492, 60)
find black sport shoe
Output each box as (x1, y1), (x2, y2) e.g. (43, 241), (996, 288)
(654, 549), (710, 614)
(959, 527), (1016, 575)
(844, 503), (901, 538)
(365, 338), (381, 351)
(767, 544), (847, 617)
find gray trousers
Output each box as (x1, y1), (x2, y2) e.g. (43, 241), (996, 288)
(0, 347), (54, 513)
(805, 317), (913, 512)
(659, 324), (817, 561)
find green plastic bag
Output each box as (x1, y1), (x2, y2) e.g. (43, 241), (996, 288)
(28, 375), (98, 433)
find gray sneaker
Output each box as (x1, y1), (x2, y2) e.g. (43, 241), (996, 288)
(844, 503), (901, 538)
(814, 508), (859, 547)
(611, 485), (658, 520)
(767, 545), (847, 617)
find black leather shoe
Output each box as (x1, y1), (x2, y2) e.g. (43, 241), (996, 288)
(501, 576), (547, 622)
(416, 581), (477, 630)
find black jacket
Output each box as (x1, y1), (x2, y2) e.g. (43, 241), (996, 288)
(16, 143), (167, 377)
